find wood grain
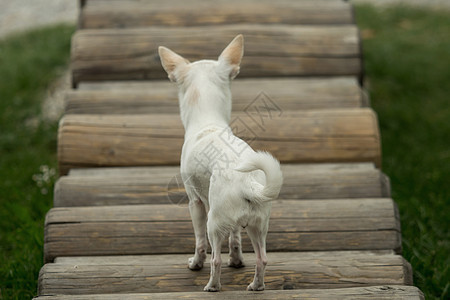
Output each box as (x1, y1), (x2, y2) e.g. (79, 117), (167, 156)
(44, 198), (401, 262)
(57, 109), (381, 175)
(38, 251), (412, 295)
(34, 285), (425, 300)
(80, 0), (354, 28)
(66, 77), (367, 114)
(54, 163), (390, 207)
(67, 162), (377, 177)
(71, 25), (361, 86)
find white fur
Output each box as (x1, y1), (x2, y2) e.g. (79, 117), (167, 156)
(159, 35), (283, 292)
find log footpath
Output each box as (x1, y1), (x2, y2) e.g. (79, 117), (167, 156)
(35, 0), (424, 299)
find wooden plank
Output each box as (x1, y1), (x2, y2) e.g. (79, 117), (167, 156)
(55, 163), (390, 207)
(52, 251), (396, 264)
(67, 162), (376, 177)
(34, 285), (425, 299)
(71, 25), (361, 86)
(44, 198), (401, 262)
(66, 77), (366, 114)
(38, 251), (413, 295)
(80, 0), (354, 29)
(57, 109), (381, 175)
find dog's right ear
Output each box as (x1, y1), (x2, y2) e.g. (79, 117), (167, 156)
(158, 46), (189, 83)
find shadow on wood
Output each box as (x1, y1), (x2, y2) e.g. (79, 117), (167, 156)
(43, 198), (401, 262)
(38, 251), (412, 295)
(66, 77), (367, 114)
(54, 163), (390, 206)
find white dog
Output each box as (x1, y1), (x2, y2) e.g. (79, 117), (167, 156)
(159, 35), (283, 292)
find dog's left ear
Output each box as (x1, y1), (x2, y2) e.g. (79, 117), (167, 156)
(218, 34), (244, 80)
(159, 46), (190, 83)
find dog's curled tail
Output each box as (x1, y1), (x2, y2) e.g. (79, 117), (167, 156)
(235, 151), (283, 203)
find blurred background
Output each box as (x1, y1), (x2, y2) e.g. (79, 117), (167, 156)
(0, 0), (77, 39)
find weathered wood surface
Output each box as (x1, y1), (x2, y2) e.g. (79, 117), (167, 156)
(71, 25), (361, 86)
(34, 285), (425, 300)
(58, 109), (381, 175)
(68, 162), (377, 177)
(38, 251), (412, 295)
(44, 198), (401, 262)
(55, 163), (390, 207)
(80, 0), (355, 29)
(66, 77), (368, 114)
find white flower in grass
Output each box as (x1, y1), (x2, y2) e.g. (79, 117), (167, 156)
(32, 165), (56, 195)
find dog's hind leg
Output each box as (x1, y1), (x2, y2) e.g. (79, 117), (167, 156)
(188, 198), (207, 270)
(204, 217), (225, 292)
(228, 227), (245, 268)
(246, 224), (269, 291)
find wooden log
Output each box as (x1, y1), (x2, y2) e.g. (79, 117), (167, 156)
(34, 285), (425, 300)
(80, 0), (355, 29)
(57, 109), (381, 175)
(54, 163), (390, 207)
(44, 198), (401, 262)
(38, 251), (412, 295)
(68, 162), (377, 177)
(71, 25), (361, 86)
(65, 77), (367, 114)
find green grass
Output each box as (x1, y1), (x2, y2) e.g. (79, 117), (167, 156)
(0, 5), (449, 300)
(0, 24), (74, 299)
(355, 5), (450, 299)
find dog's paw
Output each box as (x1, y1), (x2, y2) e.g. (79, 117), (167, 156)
(228, 257), (245, 268)
(247, 282), (265, 291)
(204, 283), (221, 292)
(188, 256), (204, 270)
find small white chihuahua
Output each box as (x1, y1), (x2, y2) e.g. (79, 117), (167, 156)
(159, 35), (283, 292)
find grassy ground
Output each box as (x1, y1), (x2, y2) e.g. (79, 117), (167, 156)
(355, 5), (450, 299)
(0, 5), (448, 300)
(0, 24), (74, 299)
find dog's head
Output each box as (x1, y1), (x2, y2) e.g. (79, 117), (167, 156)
(158, 34), (244, 84)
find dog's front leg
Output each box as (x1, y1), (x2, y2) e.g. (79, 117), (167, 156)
(228, 228), (245, 268)
(204, 218), (224, 292)
(188, 198), (207, 270)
